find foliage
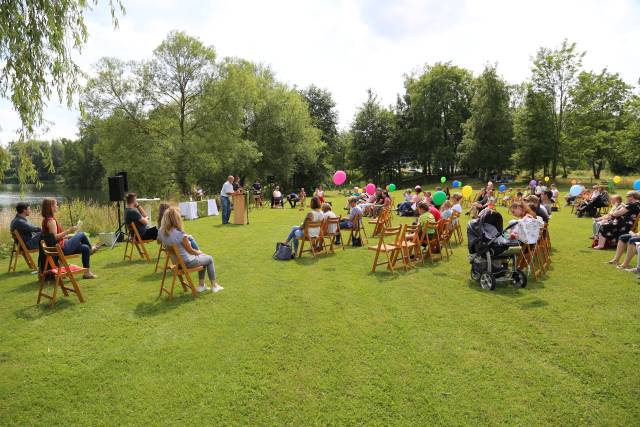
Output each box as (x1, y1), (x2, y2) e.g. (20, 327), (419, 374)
(0, 0), (124, 140)
(460, 65), (514, 179)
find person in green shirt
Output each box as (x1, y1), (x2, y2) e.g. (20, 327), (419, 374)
(406, 202), (435, 242)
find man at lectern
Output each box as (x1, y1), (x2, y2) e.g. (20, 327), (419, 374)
(220, 176), (236, 224)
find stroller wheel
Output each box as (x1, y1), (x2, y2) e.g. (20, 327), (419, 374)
(470, 265), (482, 281)
(512, 270), (527, 288)
(479, 272), (496, 290)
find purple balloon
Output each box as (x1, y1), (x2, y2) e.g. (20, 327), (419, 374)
(530, 180), (537, 187)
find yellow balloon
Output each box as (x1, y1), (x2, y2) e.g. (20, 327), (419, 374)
(544, 176), (550, 182)
(461, 185), (473, 198)
(613, 176), (621, 184)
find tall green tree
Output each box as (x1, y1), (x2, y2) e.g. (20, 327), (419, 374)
(405, 63), (473, 175)
(460, 65), (514, 180)
(566, 69), (631, 179)
(531, 39), (585, 178)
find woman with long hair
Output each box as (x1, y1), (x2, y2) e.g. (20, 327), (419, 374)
(41, 197), (99, 279)
(158, 207), (221, 293)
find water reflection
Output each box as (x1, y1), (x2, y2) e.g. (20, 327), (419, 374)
(0, 183), (106, 209)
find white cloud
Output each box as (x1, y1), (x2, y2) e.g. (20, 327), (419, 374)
(1, 0), (638, 144)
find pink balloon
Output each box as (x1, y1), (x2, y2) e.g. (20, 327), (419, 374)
(365, 183), (376, 195)
(333, 170), (347, 186)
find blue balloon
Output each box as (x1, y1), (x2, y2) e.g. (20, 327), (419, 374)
(634, 179), (640, 190)
(499, 184), (507, 192)
(452, 180), (460, 188)
(569, 184), (583, 197)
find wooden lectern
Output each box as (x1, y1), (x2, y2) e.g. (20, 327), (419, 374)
(232, 192), (247, 225)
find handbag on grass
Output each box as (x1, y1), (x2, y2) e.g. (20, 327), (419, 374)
(273, 242), (293, 260)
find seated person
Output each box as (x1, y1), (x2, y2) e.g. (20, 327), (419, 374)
(550, 184), (559, 203)
(40, 197), (99, 279)
(593, 195), (623, 238)
(576, 185), (609, 217)
(450, 193), (463, 225)
(440, 200), (453, 220)
(469, 182), (494, 218)
(540, 190), (554, 217)
(508, 201), (543, 244)
(158, 207), (222, 293)
(606, 231), (640, 269)
(284, 197), (324, 254)
(405, 202), (436, 243)
(340, 196), (363, 229)
(252, 180), (263, 206)
(157, 203), (199, 250)
(594, 191), (640, 249)
(321, 203), (339, 242)
(524, 195), (549, 223)
(10, 202), (42, 249)
(429, 201), (442, 222)
(271, 186), (284, 208)
(287, 192), (300, 208)
(124, 192), (158, 240)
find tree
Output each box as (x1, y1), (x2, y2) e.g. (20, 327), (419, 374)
(350, 90), (396, 182)
(607, 94), (640, 174)
(460, 65), (514, 180)
(404, 63), (473, 175)
(0, 0), (123, 140)
(531, 39), (585, 178)
(566, 70), (631, 178)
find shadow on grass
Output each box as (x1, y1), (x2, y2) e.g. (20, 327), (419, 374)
(15, 299), (75, 320)
(9, 277), (40, 294)
(103, 259), (149, 269)
(134, 293), (197, 317)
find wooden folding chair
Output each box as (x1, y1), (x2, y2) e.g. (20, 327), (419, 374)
(123, 222), (154, 262)
(347, 213), (368, 246)
(369, 207), (391, 238)
(158, 244), (202, 301)
(450, 211), (464, 244)
(296, 220), (324, 258)
(368, 225), (404, 273)
(632, 216), (639, 233)
(322, 216), (344, 253)
(437, 218), (453, 260)
(37, 241), (85, 307)
(419, 221), (442, 263)
(396, 223), (421, 268)
(154, 241), (167, 273)
(8, 230), (38, 273)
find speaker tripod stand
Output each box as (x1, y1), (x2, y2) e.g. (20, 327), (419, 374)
(110, 200), (127, 249)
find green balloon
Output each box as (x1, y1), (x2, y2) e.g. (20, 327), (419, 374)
(433, 191), (446, 206)
(440, 176), (446, 184)
(388, 183), (396, 192)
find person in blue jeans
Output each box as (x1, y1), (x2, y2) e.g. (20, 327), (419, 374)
(40, 197), (101, 279)
(220, 175), (236, 224)
(284, 197), (324, 255)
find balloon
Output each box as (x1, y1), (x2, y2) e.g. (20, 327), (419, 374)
(571, 179), (577, 185)
(634, 179), (640, 190)
(433, 191), (446, 206)
(530, 180), (537, 187)
(388, 183), (396, 192)
(569, 184), (583, 197)
(461, 185), (473, 198)
(332, 170), (346, 186)
(544, 176), (550, 182)
(452, 180), (460, 188)
(499, 184), (507, 192)
(440, 176), (446, 184)
(613, 176), (621, 184)
(365, 183), (376, 195)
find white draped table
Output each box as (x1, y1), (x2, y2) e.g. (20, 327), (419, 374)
(178, 201), (198, 220)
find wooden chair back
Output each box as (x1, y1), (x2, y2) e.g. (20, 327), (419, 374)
(8, 229), (38, 272)
(419, 221), (442, 263)
(322, 215), (344, 252)
(347, 213), (368, 245)
(297, 220), (325, 257)
(124, 222), (153, 262)
(158, 243), (203, 301)
(37, 241), (86, 307)
(367, 225), (403, 273)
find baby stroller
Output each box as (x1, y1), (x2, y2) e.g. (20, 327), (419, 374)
(467, 210), (527, 290)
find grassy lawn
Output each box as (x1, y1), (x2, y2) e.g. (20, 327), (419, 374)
(1, 190), (638, 425)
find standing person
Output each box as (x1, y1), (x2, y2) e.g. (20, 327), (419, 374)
(220, 176), (235, 224)
(314, 185), (325, 204)
(158, 207), (222, 293)
(124, 193), (158, 240)
(232, 176), (242, 192)
(40, 198), (99, 279)
(10, 202), (42, 249)
(298, 187), (307, 210)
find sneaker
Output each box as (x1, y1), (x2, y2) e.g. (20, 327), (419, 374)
(625, 267), (639, 273)
(211, 284), (224, 293)
(197, 285), (210, 293)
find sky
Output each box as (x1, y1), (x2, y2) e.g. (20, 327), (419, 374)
(1, 0), (639, 144)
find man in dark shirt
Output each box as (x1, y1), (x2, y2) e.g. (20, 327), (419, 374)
(9, 202), (42, 249)
(123, 193), (158, 240)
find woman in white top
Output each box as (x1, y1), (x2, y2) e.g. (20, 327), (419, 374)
(271, 186), (284, 208)
(321, 203), (338, 234)
(314, 185), (325, 204)
(284, 196), (324, 255)
(158, 207), (222, 293)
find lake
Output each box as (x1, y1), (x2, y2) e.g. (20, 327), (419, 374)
(0, 183), (106, 210)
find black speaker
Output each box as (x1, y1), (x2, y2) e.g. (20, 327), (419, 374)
(108, 176), (125, 202)
(267, 175), (275, 184)
(116, 171), (128, 192)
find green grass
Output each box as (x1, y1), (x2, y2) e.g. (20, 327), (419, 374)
(1, 191), (639, 425)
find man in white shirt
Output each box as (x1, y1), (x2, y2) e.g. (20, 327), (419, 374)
(220, 176), (235, 224)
